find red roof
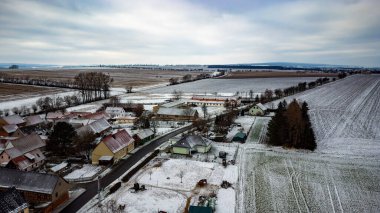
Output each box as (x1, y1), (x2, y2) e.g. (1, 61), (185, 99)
(24, 115), (44, 126)
(102, 130), (134, 153)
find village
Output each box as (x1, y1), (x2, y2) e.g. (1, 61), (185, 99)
(0, 78), (272, 213)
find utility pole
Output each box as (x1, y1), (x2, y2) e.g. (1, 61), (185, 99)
(97, 175), (102, 207)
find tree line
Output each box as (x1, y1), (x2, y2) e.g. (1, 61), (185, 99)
(266, 100), (316, 150)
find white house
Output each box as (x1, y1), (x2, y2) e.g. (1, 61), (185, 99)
(249, 103), (267, 116)
(105, 107), (126, 118)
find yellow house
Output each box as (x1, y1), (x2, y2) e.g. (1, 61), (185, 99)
(91, 129), (134, 165)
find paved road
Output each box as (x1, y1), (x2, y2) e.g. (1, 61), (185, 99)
(61, 125), (192, 213)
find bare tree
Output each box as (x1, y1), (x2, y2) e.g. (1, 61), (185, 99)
(178, 170), (185, 183)
(64, 95), (72, 107)
(149, 170), (153, 180)
(201, 103), (207, 119)
(31, 104), (38, 113)
(0, 110), (3, 117)
(109, 96), (121, 107)
(125, 85), (133, 93)
(172, 90), (183, 101)
(169, 77), (179, 85)
(12, 107), (20, 115)
(182, 74), (192, 82)
(183, 107), (194, 121)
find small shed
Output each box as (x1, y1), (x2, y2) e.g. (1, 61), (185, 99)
(98, 156), (114, 165)
(189, 206), (213, 213)
(232, 132), (247, 143)
(249, 103), (267, 116)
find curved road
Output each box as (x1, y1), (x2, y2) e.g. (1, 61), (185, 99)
(61, 125), (192, 213)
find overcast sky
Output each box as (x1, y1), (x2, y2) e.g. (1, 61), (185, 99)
(0, 0), (379, 66)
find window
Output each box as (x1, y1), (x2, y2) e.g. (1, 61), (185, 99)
(56, 192), (58, 197)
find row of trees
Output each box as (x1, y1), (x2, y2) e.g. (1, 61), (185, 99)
(74, 72), (113, 102)
(0, 94), (81, 117)
(168, 73), (211, 85)
(266, 100), (316, 150)
(0, 72), (74, 88)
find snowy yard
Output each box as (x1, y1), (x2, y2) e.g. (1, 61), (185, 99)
(64, 164), (102, 182)
(136, 158), (238, 191)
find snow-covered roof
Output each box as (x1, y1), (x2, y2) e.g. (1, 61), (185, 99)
(161, 100), (186, 108)
(50, 162), (68, 173)
(1, 115), (24, 125)
(135, 129), (154, 140)
(8, 133), (45, 158)
(255, 103), (267, 111)
(102, 130), (134, 153)
(99, 156), (113, 161)
(157, 107), (197, 116)
(0, 187), (28, 213)
(192, 95), (239, 101)
(77, 118), (111, 134)
(173, 135), (212, 149)
(24, 115), (44, 126)
(2, 124), (18, 133)
(0, 168), (62, 194)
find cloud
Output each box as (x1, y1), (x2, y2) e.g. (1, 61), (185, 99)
(0, 0), (379, 66)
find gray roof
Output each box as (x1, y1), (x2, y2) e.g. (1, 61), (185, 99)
(256, 103), (267, 111)
(157, 107), (197, 116)
(2, 124), (18, 133)
(173, 135), (212, 149)
(1, 115), (24, 125)
(25, 115), (44, 126)
(135, 129), (154, 140)
(0, 168), (62, 194)
(77, 118), (111, 134)
(10, 133), (45, 157)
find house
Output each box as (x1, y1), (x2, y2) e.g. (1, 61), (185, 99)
(0, 168), (70, 212)
(76, 118), (111, 136)
(0, 133), (46, 171)
(0, 124), (25, 137)
(82, 111), (111, 120)
(232, 132), (247, 143)
(133, 129), (155, 146)
(0, 115), (26, 127)
(171, 135), (212, 155)
(25, 115), (44, 127)
(92, 129), (135, 164)
(105, 107), (126, 118)
(187, 95), (241, 107)
(46, 111), (66, 122)
(154, 107), (198, 121)
(114, 116), (137, 125)
(0, 187), (29, 213)
(249, 103), (267, 116)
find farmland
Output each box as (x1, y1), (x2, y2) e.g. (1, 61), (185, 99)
(147, 77), (321, 94)
(238, 74), (380, 213)
(0, 68), (206, 87)
(0, 83), (72, 102)
(222, 71), (338, 79)
(268, 74), (380, 158)
(239, 150), (380, 213)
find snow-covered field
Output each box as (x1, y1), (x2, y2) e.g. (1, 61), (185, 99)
(239, 149), (380, 213)
(237, 75), (380, 213)
(146, 77), (321, 94)
(268, 75), (380, 159)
